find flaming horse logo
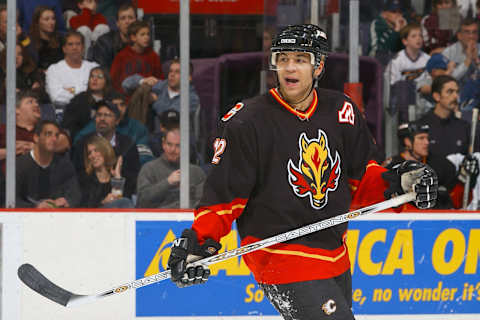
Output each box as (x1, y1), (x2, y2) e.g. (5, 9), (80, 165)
(287, 130), (341, 210)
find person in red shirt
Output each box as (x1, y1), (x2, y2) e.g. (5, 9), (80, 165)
(69, 0), (110, 57)
(110, 20), (164, 94)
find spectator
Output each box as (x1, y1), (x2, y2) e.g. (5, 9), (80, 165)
(0, 44), (48, 106)
(15, 120), (81, 208)
(89, 3), (136, 68)
(384, 122), (477, 208)
(74, 91), (155, 165)
(45, 30), (98, 121)
(457, 0), (478, 18)
(69, 0), (109, 58)
(0, 91), (40, 174)
(18, 0), (67, 34)
(72, 100), (140, 198)
(369, 0), (407, 65)
(62, 66), (111, 141)
(386, 23), (430, 86)
(0, 5), (33, 54)
(441, 17), (480, 86)
(421, 0), (456, 54)
(386, 23), (430, 122)
(29, 5), (64, 72)
(122, 58), (199, 135)
(417, 75), (470, 158)
(110, 20), (163, 93)
(416, 53), (457, 115)
(136, 126), (206, 208)
(78, 134), (134, 208)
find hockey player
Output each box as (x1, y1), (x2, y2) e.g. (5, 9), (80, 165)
(385, 122), (479, 209)
(167, 24), (438, 320)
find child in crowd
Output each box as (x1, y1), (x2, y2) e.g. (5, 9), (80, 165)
(69, 0), (110, 57)
(110, 20), (163, 93)
(386, 23), (430, 86)
(416, 53), (456, 116)
(385, 23), (430, 121)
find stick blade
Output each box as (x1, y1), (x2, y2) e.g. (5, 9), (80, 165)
(18, 263), (77, 307)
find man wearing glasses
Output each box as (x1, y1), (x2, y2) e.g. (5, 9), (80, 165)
(441, 17), (479, 86)
(72, 100), (140, 198)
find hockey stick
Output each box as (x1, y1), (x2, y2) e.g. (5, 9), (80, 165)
(18, 192), (415, 307)
(463, 107), (479, 209)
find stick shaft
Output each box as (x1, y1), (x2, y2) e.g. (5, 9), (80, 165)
(108, 192), (415, 296)
(463, 108), (479, 209)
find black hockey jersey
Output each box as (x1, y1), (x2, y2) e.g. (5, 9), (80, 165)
(192, 88), (390, 284)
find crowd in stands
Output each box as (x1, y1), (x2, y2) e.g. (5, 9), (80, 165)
(1, 0), (480, 210)
(376, 0), (480, 209)
(0, 0), (205, 209)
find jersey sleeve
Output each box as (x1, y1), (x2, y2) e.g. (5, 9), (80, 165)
(341, 98), (389, 209)
(192, 111), (258, 243)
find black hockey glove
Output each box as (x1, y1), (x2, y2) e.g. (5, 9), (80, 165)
(458, 154), (479, 187)
(382, 160), (438, 209)
(167, 228), (221, 288)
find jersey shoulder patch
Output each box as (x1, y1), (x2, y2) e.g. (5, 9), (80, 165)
(221, 102), (245, 122)
(337, 100), (355, 126)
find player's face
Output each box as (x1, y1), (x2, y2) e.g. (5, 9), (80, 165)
(275, 52), (322, 102)
(403, 29), (423, 50)
(87, 144), (105, 169)
(162, 130), (181, 163)
(435, 80), (459, 112)
(412, 133), (429, 158)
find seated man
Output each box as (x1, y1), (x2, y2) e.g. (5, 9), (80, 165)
(45, 30), (98, 121)
(74, 91), (154, 165)
(441, 17), (480, 87)
(417, 75), (470, 158)
(16, 120), (81, 208)
(89, 3), (137, 68)
(136, 126), (206, 208)
(384, 122), (478, 208)
(0, 90), (70, 174)
(122, 58), (200, 136)
(72, 100), (140, 198)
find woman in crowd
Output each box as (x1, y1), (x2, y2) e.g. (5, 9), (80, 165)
(62, 66), (112, 141)
(79, 135), (133, 208)
(29, 5), (64, 72)
(0, 43), (47, 105)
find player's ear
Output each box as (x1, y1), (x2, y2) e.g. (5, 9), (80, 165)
(432, 91), (440, 103)
(313, 60), (324, 78)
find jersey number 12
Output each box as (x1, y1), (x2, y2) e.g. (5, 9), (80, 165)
(212, 138), (227, 164)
